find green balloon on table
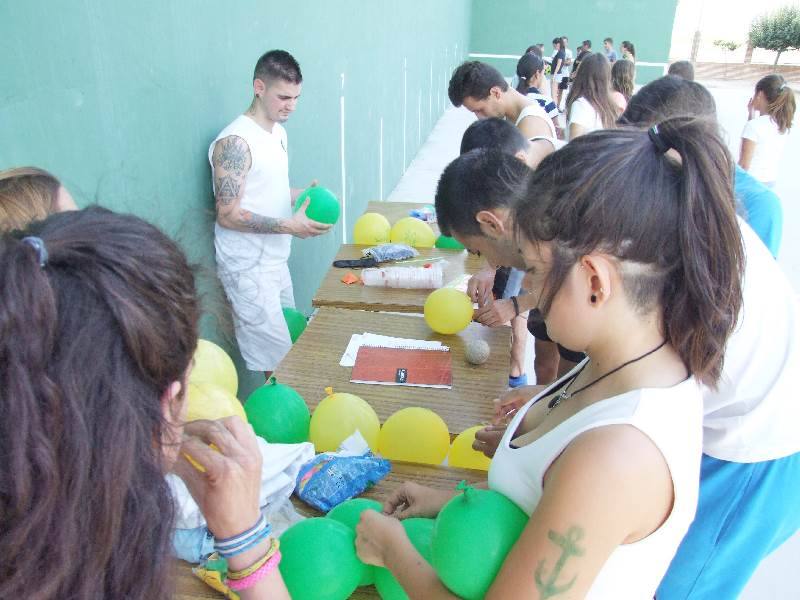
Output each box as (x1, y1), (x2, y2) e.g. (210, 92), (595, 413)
(374, 517), (435, 600)
(279, 517), (365, 600)
(434, 235), (465, 250)
(431, 484), (528, 599)
(327, 498), (384, 586)
(282, 307), (307, 343)
(245, 377), (310, 443)
(294, 186), (341, 224)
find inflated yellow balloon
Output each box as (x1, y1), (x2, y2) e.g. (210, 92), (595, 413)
(309, 388), (380, 453)
(189, 339), (238, 397)
(186, 382), (246, 422)
(353, 212), (391, 245)
(448, 426), (492, 471)
(389, 217), (436, 248)
(424, 288), (474, 334)
(378, 407), (450, 465)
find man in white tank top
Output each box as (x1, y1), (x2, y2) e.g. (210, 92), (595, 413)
(208, 50), (331, 377)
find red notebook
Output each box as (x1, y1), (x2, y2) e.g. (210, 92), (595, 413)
(350, 346), (452, 389)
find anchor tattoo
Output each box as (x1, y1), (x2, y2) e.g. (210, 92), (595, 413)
(534, 526), (585, 598)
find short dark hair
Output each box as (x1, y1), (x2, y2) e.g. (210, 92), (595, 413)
(619, 75), (716, 127)
(253, 49), (302, 84)
(583, 40), (592, 49)
(435, 149), (531, 237)
(460, 118), (529, 155)
(552, 37), (562, 46)
(448, 61), (508, 106)
(667, 61), (695, 81)
(604, 37), (613, 44)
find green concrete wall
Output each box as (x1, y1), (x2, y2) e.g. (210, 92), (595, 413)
(469, 0), (678, 84)
(0, 0), (471, 396)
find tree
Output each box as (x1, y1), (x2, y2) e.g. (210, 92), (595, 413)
(713, 39), (741, 52)
(749, 6), (800, 65)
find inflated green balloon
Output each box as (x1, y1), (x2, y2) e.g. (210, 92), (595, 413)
(279, 517), (364, 600)
(282, 307), (307, 343)
(431, 483), (527, 599)
(327, 498), (384, 586)
(374, 518), (435, 600)
(434, 235), (465, 250)
(245, 377), (310, 443)
(294, 186), (340, 224)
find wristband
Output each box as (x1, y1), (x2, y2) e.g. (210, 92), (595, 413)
(227, 538), (280, 580)
(226, 551), (282, 592)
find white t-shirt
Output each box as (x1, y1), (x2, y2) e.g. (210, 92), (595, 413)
(702, 218), (800, 462)
(489, 368), (702, 600)
(562, 48), (573, 78)
(741, 114), (788, 184)
(514, 102), (557, 140)
(209, 115), (292, 272)
(567, 97), (603, 139)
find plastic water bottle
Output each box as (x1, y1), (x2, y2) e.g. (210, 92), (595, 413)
(362, 264), (443, 289)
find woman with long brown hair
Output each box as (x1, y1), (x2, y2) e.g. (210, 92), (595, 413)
(565, 52), (620, 139)
(0, 167), (77, 231)
(352, 117), (744, 598)
(611, 58), (635, 109)
(0, 206), (290, 599)
(739, 74), (796, 186)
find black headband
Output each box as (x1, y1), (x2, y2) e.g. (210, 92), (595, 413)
(648, 124), (671, 154)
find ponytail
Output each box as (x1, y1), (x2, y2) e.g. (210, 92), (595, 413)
(756, 74), (796, 133)
(516, 53), (544, 93)
(514, 117), (743, 387)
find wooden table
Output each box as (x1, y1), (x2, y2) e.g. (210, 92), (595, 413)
(174, 462), (486, 599)
(313, 244), (482, 313)
(273, 308), (510, 435)
(365, 201), (440, 237)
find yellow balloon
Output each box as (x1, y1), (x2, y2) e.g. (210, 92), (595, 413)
(309, 390), (380, 453)
(389, 217), (436, 248)
(353, 212), (391, 245)
(378, 407), (450, 465)
(424, 288), (473, 334)
(448, 426), (492, 471)
(189, 339), (238, 397)
(186, 382), (246, 422)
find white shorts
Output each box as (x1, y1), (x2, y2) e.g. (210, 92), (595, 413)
(218, 263), (295, 372)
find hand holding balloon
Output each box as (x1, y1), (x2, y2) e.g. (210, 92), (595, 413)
(174, 417), (263, 540)
(382, 481), (457, 520)
(355, 510), (406, 568)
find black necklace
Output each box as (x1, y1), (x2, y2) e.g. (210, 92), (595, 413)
(547, 340), (668, 413)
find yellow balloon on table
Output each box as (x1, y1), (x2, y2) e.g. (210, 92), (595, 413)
(389, 217), (436, 248)
(309, 388), (381, 453)
(448, 426), (492, 471)
(424, 287), (474, 334)
(378, 407), (451, 465)
(353, 212), (391, 245)
(189, 339), (238, 397)
(186, 382), (246, 422)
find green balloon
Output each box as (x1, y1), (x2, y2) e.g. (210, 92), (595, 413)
(294, 186), (340, 224)
(434, 235), (465, 250)
(327, 499), (384, 586)
(374, 518), (435, 600)
(282, 307), (307, 343)
(245, 377), (310, 443)
(431, 485), (527, 599)
(280, 518), (365, 600)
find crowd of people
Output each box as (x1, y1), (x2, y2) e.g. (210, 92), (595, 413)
(0, 39), (797, 600)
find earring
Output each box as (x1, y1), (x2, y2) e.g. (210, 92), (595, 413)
(590, 294), (597, 303)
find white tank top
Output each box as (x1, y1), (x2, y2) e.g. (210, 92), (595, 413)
(209, 115), (292, 272)
(514, 102), (557, 140)
(489, 364), (703, 600)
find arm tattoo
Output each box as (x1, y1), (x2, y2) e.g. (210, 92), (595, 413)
(214, 175), (241, 206)
(534, 526), (585, 599)
(239, 209), (287, 234)
(214, 137), (249, 174)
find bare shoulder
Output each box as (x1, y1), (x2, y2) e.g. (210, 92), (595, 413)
(212, 135), (252, 174)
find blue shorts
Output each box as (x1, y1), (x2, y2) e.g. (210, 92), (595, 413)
(657, 451), (800, 599)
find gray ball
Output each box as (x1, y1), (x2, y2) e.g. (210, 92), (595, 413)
(465, 339), (491, 365)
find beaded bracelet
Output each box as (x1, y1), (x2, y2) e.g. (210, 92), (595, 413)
(226, 551), (282, 592)
(227, 538), (280, 580)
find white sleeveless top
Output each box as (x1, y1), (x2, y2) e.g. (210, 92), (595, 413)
(489, 364), (703, 600)
(209, 115), (292, 272)
(515, 102), (557, 140)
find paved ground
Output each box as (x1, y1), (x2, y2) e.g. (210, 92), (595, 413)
(387, 77), (800, 598)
